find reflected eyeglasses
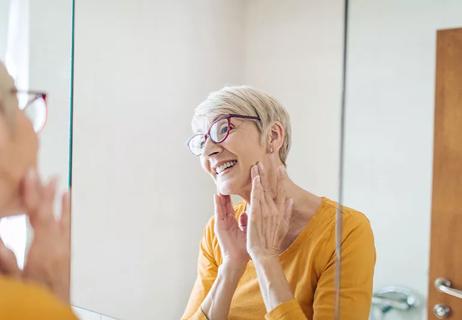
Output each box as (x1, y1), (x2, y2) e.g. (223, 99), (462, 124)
(187, 113), (261, 156)
(12, 89), (48, 133)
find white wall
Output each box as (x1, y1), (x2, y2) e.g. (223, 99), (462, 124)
(344, 1), (462, 319)
(29, 0), (72, 188)
(72, 1), (344, 319)
(244, 0), (343, 198)
(0, 1), (10, 58)
(72, 1), (245, 319)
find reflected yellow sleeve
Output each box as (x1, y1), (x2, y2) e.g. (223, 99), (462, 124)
(0, 276), (78, 320)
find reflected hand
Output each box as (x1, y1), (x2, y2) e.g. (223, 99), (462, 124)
(247, 163), (293, 261)
(214, 194), (249, 268)
(21, 170), (72, 303)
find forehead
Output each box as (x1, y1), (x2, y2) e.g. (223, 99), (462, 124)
(193, 113), (228, 133)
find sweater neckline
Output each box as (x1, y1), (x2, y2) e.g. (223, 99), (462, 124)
(278, 196), (330, 259)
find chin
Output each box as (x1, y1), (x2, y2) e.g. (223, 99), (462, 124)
(216, 177), (240, 195)
(217, 182), (234, 195)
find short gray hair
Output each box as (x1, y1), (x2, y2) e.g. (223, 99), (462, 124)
(192, 86), (291, 165)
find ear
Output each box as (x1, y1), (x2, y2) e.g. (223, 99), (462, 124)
(266, 121), (285, 153)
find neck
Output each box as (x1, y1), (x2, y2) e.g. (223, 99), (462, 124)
(239, 176), (322, 228)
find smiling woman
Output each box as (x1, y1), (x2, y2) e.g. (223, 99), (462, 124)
(182, 86), (376, 320)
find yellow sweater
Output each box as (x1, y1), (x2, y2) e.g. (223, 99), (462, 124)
(0, 276), (78, 320)
(182, 197), (375, 320)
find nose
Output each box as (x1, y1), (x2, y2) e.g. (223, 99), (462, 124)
(203, 136), (222, 157)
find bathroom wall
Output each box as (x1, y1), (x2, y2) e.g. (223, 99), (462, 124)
(71, 0), (344, 319)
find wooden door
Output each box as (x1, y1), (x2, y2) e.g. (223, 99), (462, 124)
(428, 27), (462, 319)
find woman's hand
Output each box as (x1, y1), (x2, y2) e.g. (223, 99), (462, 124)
(0, 170), (72, 303)
(22, 170), (72, 303)
(214, 194), (249, 268)
(247, 163), (293, 261)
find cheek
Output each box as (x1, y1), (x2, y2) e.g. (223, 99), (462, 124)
(200, 157), (213, 176)
(17, 114), (39, 167)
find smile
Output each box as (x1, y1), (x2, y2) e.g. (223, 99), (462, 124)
(215, 160), (238, 175)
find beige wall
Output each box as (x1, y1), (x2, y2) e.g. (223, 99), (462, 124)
(71, 1), (343, 319)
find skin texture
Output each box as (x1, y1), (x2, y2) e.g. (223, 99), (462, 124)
(0, 62), (72, 304)
(197, 114), (322, 319)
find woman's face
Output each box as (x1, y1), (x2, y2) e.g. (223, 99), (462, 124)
(0, 70), (39, 216)
(199, 116), (268, 197)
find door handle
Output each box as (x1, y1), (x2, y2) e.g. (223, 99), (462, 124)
(435, 278), (462, 299)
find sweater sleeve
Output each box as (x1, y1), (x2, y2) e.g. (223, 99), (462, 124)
(0, 277), (78, 320)
(181, 216), (219, 320)
(313, 213), (376, 320)
(265, 299), (307, 320)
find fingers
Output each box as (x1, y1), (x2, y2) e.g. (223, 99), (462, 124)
(275, 166), (287, 210)
(284, 198), (294, 224)
(238, 212), (248, 232)
(257, 162), (271, 198)
(249, 175), (261, 221)
(214, 194), (225, 221)
(27, 177), (58, 227)
(60, 191), (71, 235)
(0, 239), (21, 278)
(221, 195), (234, 216)
(21, 169), (43, 216)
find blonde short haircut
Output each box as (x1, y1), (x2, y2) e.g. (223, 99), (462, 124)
(192, 86), (292, 165)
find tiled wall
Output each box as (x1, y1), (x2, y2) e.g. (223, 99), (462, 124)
(73, 306), (117, 320)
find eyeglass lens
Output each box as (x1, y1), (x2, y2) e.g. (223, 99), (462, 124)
(22, 96), (47, 133)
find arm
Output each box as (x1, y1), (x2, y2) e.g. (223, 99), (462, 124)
(200, 260), (246, 319)
(254, 256), (307, 320)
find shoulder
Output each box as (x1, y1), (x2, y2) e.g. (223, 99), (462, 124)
(321, 197), (373, 237)
(0, 276), (77, 319)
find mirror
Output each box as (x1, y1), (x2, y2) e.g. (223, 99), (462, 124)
(71, 1), (345, 319)
(0, 0), (72, 277)
(343, 1), (462, 319)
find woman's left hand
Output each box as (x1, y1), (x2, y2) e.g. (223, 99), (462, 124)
(246, 162), (293, 261)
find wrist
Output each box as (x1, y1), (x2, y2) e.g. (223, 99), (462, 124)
(252, 254), (280, 267)
(220, 259), (247, 275)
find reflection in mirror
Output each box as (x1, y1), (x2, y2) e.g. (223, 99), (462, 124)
(343, 1), (462, 319)
(0, 0), (72, 273)
(71, 1), (353, 319)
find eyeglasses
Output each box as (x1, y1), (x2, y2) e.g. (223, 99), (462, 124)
(187, 113), (261, 156)
(12, 89), (48, 133)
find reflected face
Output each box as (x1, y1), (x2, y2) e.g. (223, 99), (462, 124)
(0, 64), (39, 216)
(199, 116), (266, 196)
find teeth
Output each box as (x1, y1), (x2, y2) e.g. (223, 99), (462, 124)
(216, 161), (237, 174)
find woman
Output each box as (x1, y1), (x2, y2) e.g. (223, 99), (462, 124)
(0, 61), (77, 319)
(182, 86), (375, 320)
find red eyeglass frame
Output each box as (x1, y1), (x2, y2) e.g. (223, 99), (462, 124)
(188, 113), (261, 156)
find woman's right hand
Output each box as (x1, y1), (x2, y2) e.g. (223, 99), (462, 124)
(214, 194), (249, 268)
